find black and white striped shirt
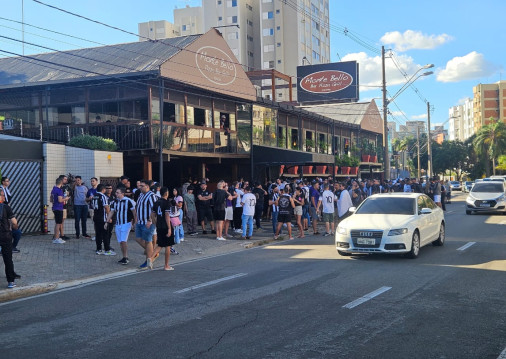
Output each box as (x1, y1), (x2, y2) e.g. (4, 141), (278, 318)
(136, 191), (155, 224)
(111, 197), (135, 225)
(92, 192), (109, 222)
(271, 192), (279, 212)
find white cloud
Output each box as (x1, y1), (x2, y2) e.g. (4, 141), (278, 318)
(411, 114), (427, 120)
(381, 30), (453, 52)
(341, 52), (429, 92)
(437, 51), (499, 82)
(391, 111), (405, 117)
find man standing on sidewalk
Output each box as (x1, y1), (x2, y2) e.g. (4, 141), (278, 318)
(183, 186), (198, 236)
(73, 176), (90, 239)
(85, 177), (98, 239)
(240, 186), (256, 240)
(196, 181), (215, 235)
(0, 187), (18, 288)
(321, 183), (337, 236)
(252, 182), (267, 231)
(135, 180), (156, 269)
(1, 176), (22, 253)
(51, 177), (69, 244)
(107, 187), (136, 265)
(309, 181), (322, 235)
(92, 184), (114, 255)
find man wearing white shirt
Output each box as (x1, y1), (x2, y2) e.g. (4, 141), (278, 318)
(321, 183), (337, 236)
(403, 178), (412, 193)
(240, 187), (256, 239)
(233, 181), (244, 233)
(337, 182), (353, 223)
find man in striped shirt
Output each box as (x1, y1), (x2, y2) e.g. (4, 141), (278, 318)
(268, 184), (280, 235)
(135, 180), (156, 269)
(107, 187), (136, 265)
(92, 184), (113, 255)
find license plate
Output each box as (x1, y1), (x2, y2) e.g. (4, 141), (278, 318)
(357, 237), (376, 245)
(481, 203), (490, 207)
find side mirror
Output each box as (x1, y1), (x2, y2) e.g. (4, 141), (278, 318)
(420, 208), (432, 214)
(349, 207), (356, 213)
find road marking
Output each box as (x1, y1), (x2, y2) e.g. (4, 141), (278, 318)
(174, 273), (247, 294)
(497, 346), (506, 359)
(342, 286), (392, 309)
(457, 242), (476, 251)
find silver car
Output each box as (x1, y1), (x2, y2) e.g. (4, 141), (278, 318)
(465, 181), (506, 215)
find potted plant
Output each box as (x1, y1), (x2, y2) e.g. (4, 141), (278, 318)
(286, 165), (299, 174)
(360, 139), (370, 162)
(369, 143), (378, 162)
(305, 138), (314, 152)
(318, 141), (328, 154)
(303, 165), (314, 174)
(315, 165), (327, 174)
(340, 154), (351, 175)
(349, 156), (360, 175)
(334, 155), (341, 175)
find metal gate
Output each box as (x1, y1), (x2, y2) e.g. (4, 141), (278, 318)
(0, 160), (42, 233)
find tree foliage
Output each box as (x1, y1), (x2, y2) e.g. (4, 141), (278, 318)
(68, 134), (118, 151)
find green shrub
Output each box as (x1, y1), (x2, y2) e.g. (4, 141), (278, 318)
(68, 135), (117, 151)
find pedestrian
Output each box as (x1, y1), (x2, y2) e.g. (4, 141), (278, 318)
(309, 180), (321, 235)
(223, 182), (236, 238)
(1, 177), (22, 253)
(268, 184), (280, 235)
(58, 175), (71, 241)
(275, 186), (295, 240)
(107, 187), (136, 265)
(135, 180), (157, 269)
(321, 183), (337, 236)
(252, 182), (267, 231)
(302, 180), (311, 231)
(433, 177), (442, 208)
(104, 184), (115, 244)
(92, 184), (114, 255)
(0, 187), (20, 288)
(85, 177), (98, 239)
(172, 188), (184, 242)
(196, 181), (215, 234)
(73, 176), (90, 239)
(292, 187), (305, 238)
(213, 180), (232, 241)
(337, 182), (353, 223)
(183, 185), (198, 236)
(240, 186), (256, 239)
(232, 181), (244, 234)
(51, 177), (69, 244)
(151, 187), (175, 271)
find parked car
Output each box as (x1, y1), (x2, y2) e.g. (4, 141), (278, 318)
(463, 181), (473, 193)
(335, 193), (445, 259)
(465, 181), (506, 215)
(449, 181), (462, 191)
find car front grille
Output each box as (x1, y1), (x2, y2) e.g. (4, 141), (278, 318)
(351, 230), (383, 248)
(474, 200), (497, 207)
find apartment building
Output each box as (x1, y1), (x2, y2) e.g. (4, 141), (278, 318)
(138, 20), (181, 40)
(473, 80), (506, 132)
(448, 97), (473, 141)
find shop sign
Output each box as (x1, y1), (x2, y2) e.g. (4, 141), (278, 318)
(195, 46), (237, 86)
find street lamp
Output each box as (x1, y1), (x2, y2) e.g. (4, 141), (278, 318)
(381, 48), (433, 180)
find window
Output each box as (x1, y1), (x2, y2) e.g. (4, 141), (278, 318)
(263, 28), (274, 36)
(277, 42), (281, 47)
(182, 25), (187, 31)
(263, 44), (274, 52)
(228, 16), (238, 24)
(228, 32), (239, 40)
(276, 9), (280, 14)
(217, 0), (222, 4)
(218, 16), (222, 21)
(262, 11), (274, 19)
(277, 60), (281, 64)
(228, 0), (237, 6)
(276, 26), (281, 30)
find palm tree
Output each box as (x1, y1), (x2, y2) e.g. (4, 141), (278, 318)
(473, 118), (506, 176)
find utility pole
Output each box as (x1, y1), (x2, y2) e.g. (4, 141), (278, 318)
(416, 126), (421, 179)
(382, 46), (390, 180)
(427, 101), (432, 178)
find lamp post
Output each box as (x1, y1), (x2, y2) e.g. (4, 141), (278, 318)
(381, 52), (434, 180)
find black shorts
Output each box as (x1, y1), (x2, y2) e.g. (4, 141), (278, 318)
(197, 207), (213, 223)
(278, 213), (291, 224)
(157, 231), (175, 247)
(53, 210), (63, 224)
(213, 209), (225, 221)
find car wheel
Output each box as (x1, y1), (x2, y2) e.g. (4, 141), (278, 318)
(466, 210), (472, 215)
(338, 250), (352, 256)
(407, 230), (420, 259)
(433, 222), (445, 246)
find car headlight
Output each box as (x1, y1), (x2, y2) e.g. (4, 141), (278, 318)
(466, 196), (475, 204)
(337, 226), (348, 235)
(388, 228), (408, 236)
(497, 194), (506, 202)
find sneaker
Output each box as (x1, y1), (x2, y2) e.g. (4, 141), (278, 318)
(235, 228), (243, 233)
(180, 238), (185, 242)
(14, 273), (21, 279)
(147, 258), (153, 270)
(7, 282), (16, 289)
(202, 230), (208, 235)
(170, 247), (179, 255)
(75, 235), (80, 239)
(211, 230), (216, 234)
(91, 236), (96, 241)
(61, 235), (70, 240)
(217, 237), (226, 241)
(190, 232), (198, 236)
(323, 232), (331, 237)
(118, 257), (129, 265)
(103, 250), (116, 256)
(164, 266), (175, 271)
(83, 234), (91, 239)
(246, 236), (250, 240)
(139, 260), (148, 269)
(96, 250), (104, 255)
(52, 238), (65, 244)
(12, 248), (20, 253)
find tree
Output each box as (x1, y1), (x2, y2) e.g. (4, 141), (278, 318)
(473, 118), (506, 176)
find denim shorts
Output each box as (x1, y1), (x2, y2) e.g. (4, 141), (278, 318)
(135, 223), (156, 242)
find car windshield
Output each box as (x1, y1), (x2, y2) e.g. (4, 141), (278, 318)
(355, 197), (415, 215)
(465, 182), (472, 185)
(451, 181), (459, 185)
(471, 183), (504, 193)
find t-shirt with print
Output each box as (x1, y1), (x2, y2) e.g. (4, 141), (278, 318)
(322, 190), (336, 214)
(278, 194), (292, 215)
(241, 192), (256, 216)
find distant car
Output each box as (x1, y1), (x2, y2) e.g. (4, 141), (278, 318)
(449, 181), (462, 191)
(465, 181), (506, 215)
(335, 193), (445, 259)
(463, 181), (473, 193)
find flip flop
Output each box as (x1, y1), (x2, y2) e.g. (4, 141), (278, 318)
(164, 266), (174, 271)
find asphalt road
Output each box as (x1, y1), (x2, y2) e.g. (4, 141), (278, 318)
(1, 191), (505, 359)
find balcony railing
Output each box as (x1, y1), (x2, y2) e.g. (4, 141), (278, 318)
(0, 122), (240, 154)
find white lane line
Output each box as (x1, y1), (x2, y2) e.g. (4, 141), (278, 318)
(497, 346), (506, 359)
(457, 242), (476, 251)
(342, 286), (392, 309)
(174, 273), (247, 294)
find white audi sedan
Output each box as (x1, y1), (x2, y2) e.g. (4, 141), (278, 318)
(335, 193), (445, 258)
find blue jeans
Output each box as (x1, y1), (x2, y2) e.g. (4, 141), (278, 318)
(74, 205), (89, 236)
(241, 214), (254, 237)
(12, 228), (22, 249)
(271, 211), (280, 234)
(302, 205), (311, 227)
(177, 210), (184, 239)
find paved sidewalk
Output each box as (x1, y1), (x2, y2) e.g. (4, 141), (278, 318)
(0, 222), (299, 302)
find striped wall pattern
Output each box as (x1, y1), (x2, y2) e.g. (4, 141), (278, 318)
(0, 160), (42, 233)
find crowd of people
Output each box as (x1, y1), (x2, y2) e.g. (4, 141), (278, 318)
(0, 172), (449, 288)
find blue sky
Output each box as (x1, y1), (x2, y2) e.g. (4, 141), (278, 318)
(1, 0), (505, 131)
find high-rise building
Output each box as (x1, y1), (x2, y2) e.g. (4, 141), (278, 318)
(139, 0), (330, 102)
(138, 20), (180, 41)
(448, 97), (473, 141)
(473, 80), (506, 132)
(405, 120), (426, 135)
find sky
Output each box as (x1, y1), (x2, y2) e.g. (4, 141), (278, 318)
(1, 0), (505, 131)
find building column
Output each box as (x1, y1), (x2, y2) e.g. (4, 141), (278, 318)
(143, 156), (152, 180)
